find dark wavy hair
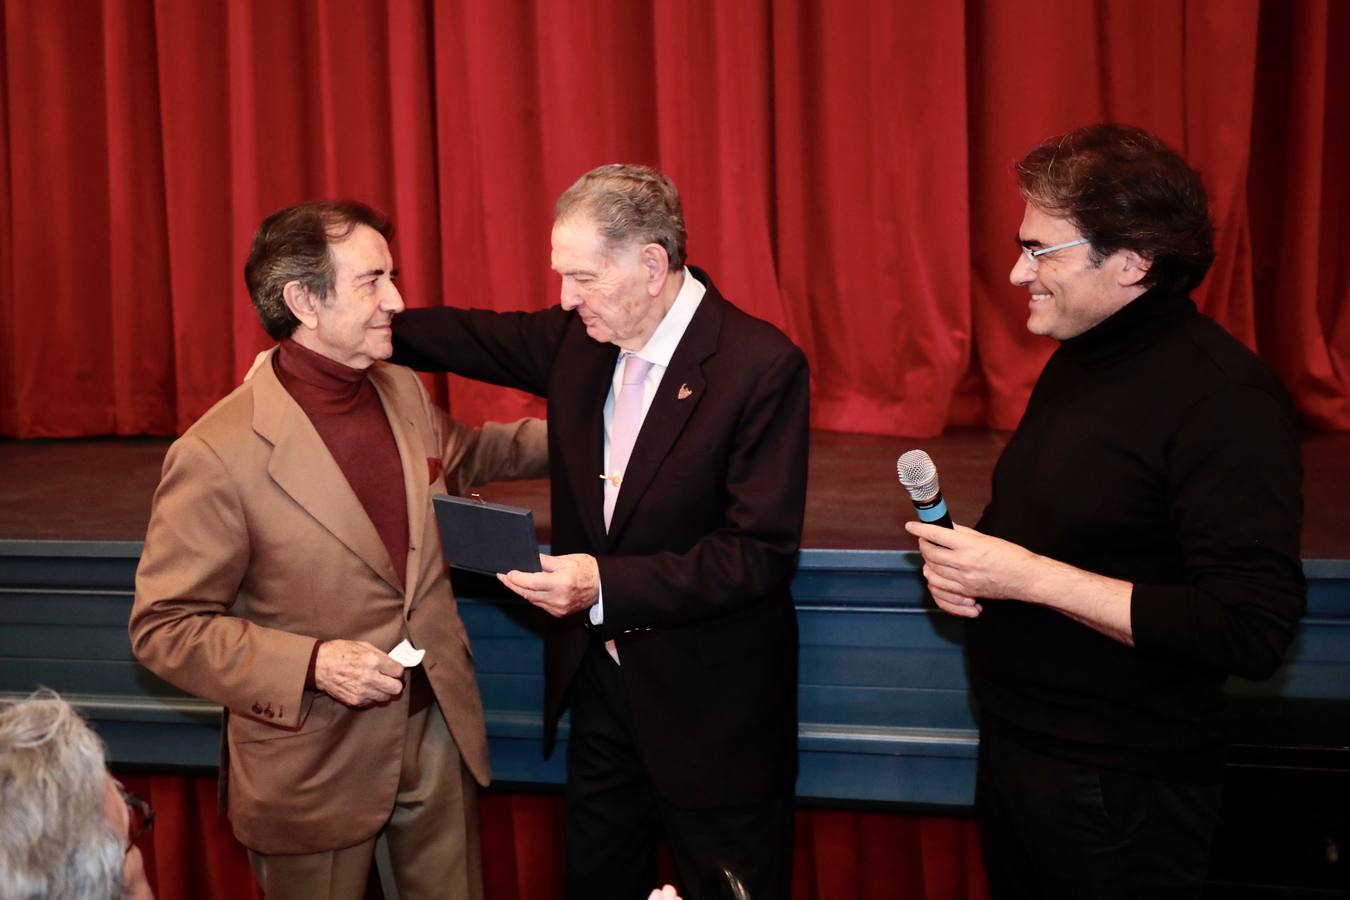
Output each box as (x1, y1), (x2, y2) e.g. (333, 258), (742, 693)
(1016, 124), (1215, 294)
(243, 200), (393, 339)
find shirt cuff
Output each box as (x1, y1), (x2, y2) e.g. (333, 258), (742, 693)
(589, 582), (605, 625)
(304, 639), (321, 689)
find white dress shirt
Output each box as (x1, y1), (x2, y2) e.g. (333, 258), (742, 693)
(590, 268), (706, 625)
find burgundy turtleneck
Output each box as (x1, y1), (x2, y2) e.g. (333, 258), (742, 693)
(274, 340), (430, 712)
(275, 339), (409, 581)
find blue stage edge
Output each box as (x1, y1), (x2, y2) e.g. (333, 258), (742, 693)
(1, 540), (1347, 810)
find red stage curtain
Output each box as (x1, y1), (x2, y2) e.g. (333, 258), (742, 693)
(2, 0), (1347, 438)
(116, 773), (989, 900)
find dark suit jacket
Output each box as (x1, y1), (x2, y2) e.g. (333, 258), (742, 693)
(392, 268), (809, 807)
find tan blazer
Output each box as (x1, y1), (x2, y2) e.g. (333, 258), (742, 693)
(129, 350), (546, 854)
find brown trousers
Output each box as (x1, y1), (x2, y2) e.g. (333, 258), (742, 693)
(248, 701), (482, 900)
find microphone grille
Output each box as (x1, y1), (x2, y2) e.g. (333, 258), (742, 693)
(896, 450), (941, 502)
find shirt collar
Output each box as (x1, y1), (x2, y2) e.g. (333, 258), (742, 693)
(629, 267), (705, 367)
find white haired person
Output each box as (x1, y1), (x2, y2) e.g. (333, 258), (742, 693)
(0, 689), (154, 899)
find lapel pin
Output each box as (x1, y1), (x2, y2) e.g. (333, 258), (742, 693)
(677, 384), (693, 400)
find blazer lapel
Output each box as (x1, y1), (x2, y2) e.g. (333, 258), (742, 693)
(556, 332), (619, 550)
(605, 290), (724, 545)
(369, 364), (426, 608)
(251, 352), (403, 593)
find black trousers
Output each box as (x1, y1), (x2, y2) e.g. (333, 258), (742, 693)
(564, 641), (795, 900)
(976, 718), (1222, 900)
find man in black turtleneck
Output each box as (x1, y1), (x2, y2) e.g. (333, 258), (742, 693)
(907, 125), (1305, 899)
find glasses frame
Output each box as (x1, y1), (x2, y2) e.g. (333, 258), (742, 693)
(118, 784), (155, 851)
(1022, 237), (1090, 269)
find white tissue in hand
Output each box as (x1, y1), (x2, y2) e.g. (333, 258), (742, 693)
(389, 639), (425, 667)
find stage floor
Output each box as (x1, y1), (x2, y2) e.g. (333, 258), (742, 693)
(2, 428), (1347, 557)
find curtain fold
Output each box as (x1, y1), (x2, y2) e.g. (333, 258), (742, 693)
(116, 774), (989, 900)
(1248, 0), (1350, 429)
(2, 0), (1346, 437)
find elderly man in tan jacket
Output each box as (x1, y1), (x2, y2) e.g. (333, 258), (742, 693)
(130, 200), (546, 900)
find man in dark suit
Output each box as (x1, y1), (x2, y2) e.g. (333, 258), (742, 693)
(392, 164), (809, 900)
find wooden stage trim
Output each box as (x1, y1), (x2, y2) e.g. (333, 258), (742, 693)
(3, 428), (1348, 557)
(3, 429), (1347, 896)
(2, 427), (1348, 892)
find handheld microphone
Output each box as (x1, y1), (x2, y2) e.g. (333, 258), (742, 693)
(897, 449), (954, 529)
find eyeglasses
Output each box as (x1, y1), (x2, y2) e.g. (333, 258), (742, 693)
(118, 784), (155, 851)
(1021, 237), (1089, 270)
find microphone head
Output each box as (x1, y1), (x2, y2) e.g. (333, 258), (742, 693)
(896, 449), (941, 502)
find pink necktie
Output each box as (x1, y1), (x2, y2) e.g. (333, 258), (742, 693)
(602, 353), (652, 665)
(604, 354), (653, 531)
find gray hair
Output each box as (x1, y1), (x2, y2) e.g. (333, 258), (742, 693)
(554, 164), (687, 270)
(0, 689), (127, 900)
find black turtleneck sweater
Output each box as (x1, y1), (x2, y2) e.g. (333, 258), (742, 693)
(969, 290), (1306, 782)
